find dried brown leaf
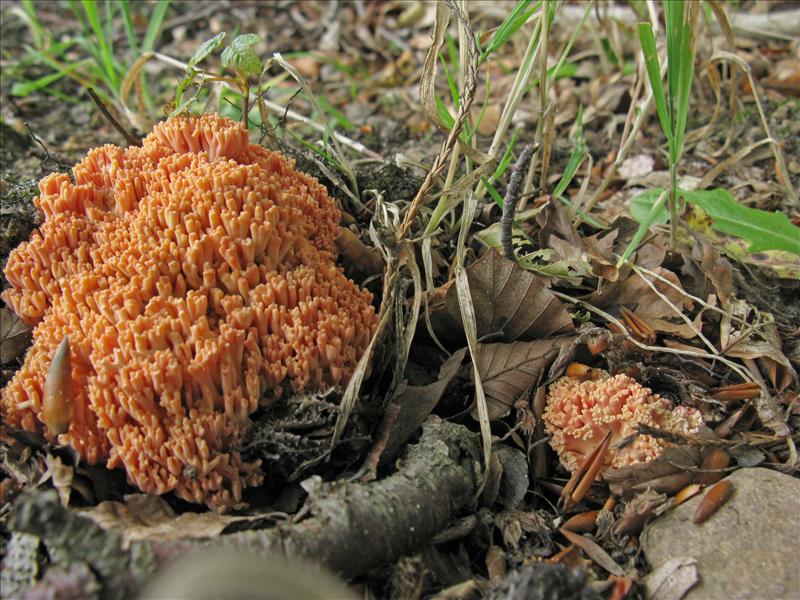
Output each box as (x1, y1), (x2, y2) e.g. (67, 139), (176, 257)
(430, 250), (574, 343)
(0, 307), (32, 365)
(382, 348), (467, 461)
(560, 529), (624, 576)
(474, 339), (572, 419)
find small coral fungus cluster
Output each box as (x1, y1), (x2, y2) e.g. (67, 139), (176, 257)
(543, 373), (702, 472)
(1, 114), (377, 510)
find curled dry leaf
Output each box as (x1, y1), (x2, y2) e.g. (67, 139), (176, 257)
(560, 528), (625, 576)
(644, 556), (699, 600)
(429, 250), (574, 344)
(612, 488), (667, 537)
(712, 382), (761, 402)
(474, 339), (573, 420)
(604, 446), (704, 498)
(720, 299), (797, 388)
(495, 509), (551, 550)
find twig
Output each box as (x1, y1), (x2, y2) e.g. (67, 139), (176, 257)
(86, 88), (142, 147)
(23, 122), (53, 160)
(9, 417), (481, 596)
(501, 144), (535, 260)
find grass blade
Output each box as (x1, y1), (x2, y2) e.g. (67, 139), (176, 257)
(617, 188), (668, 267)
(479, 0), (539, 64)
(637, 23), (671, 141)
(142, 1), (170, 52)
(81, 0), (119, 91)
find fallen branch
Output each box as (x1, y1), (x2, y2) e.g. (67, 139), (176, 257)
(9, 416), (481, 598)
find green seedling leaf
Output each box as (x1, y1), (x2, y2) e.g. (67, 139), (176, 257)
(479, 0), (539, 64)
(11, 69), (71, 96)
(601, 37), (620, 66)
(483, 177), (505, 208)
(629, 187), (669, 224)
(141, 0), (170, 52)
(637, 23), (671, 141)
(618, 188), (669, 267)
(221, 33), (262, 77)
(680, 188), (800, 255)
(553, 106), (585, 198)
(438, 51), (460, 106)
(489, 129), (521, 183)
(190, 32), (225, 67)
(434, 96), (456, 130)
(316, 95), (354, 131)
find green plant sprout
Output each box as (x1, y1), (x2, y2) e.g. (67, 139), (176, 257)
(620, 1), (800, 266)
(12, 0), (169, 114)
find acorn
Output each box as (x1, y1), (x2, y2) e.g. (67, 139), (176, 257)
(42, 336), (73, 436)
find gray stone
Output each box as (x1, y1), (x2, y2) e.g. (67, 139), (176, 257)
(641, 467), (800, 600)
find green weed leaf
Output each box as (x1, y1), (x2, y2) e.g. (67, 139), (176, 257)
(629, 187), (669, 224)
(679, 188), (800, 255)
(190, 32), (225, 67)
(479, 0), (539, 64)
(221, 33), (262, 77)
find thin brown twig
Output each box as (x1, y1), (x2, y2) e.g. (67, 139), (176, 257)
(86, 88), (142, 147)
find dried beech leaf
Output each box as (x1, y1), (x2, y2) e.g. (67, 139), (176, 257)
(382, 348), (467, 461)
(430, 251), (574, 343)
(605, 267), (693, 319)
(475, 339), (572, 420)
(0, 307), (32, 365)
(79, 494), (260, 549)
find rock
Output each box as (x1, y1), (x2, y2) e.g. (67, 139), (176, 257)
(641, 467), (800, 600)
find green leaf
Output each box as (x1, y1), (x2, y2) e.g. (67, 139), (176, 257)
(629, 187), (669, 224)
(680, 188), (800, 255)
(489, 129), (521, 183)
(190, 32), (225, 67)
(221, 33), (262, 77)
(434, 96), (456, 130)
(11, 69), (72, 96)
(141, 0), (170, 52)
(479, 0), (539, 64)
(553, 106), (585, 198)
(637, 23), (671, 141)
(618, 188), (669, 267)
(482, 177), (505, 208)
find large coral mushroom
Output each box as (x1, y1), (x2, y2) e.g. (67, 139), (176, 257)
(1, 114), (377, 510)
(543, 373), (701, 472)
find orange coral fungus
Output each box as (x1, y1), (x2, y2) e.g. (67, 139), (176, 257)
(1, 114), (377, 510)
(543, 373), (701, 473)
